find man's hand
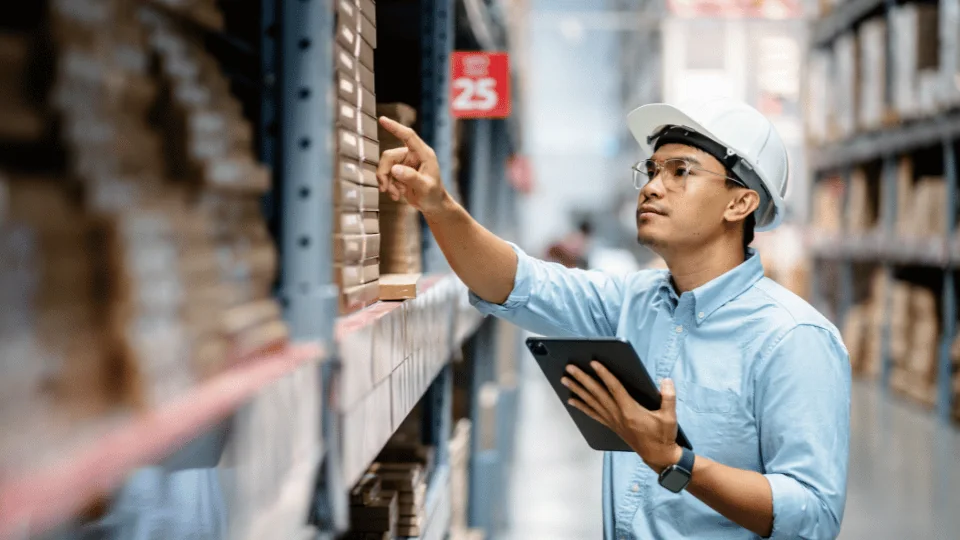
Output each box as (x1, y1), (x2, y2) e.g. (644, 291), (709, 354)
(562, 362), (682, 473)
(376, 117), (448, 217)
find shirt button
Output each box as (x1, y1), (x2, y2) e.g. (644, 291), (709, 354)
(698, 311), (705, 319)
(675, 325), (683, 333)
(632, 483), (640, 492)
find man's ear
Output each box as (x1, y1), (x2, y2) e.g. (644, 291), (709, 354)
(723, 189), (760, 223)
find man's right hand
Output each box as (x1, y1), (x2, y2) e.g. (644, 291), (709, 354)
(376, 117), (449, 218)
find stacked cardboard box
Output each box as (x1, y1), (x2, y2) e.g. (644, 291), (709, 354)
(335, 0), (380, 315)
(902, 177), (947, 238)
(844, 167), (876, 233)
(889, 283), (940, 408)
(891, 4), (940, 120)
(811, 175), (845, 234)
(858, 17), (889, 131)
(0, 177), (112, 448)
(348, 472), (399, 540)
(47, 2), (285, 406)
(842, 268), (886, 378)
(377, 103), (423, 275)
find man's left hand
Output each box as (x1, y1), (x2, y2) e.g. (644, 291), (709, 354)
(562, 361), (682, 473)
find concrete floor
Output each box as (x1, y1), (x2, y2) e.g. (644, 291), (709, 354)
(502, 359), (960, 540)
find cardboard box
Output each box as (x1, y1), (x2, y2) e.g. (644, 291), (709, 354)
(334, 179), (380, 211)
(805, 50), (831, 144)
(844, 167), (875, 232)
(334, 233), (382, 262)
(336, 72), (377, 117)
(896, 157), (915, 236)
(335, 44), (375, 92)
(379, 273), (421, 300)
(338, 129), (380, 165)
(337, 99), (380, 141)
(336, 0), (377, 48)
(335, 211), (380, 235)
(335, 258), (380, 289)
(339, 158), (379, 188)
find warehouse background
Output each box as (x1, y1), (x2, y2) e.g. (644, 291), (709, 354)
(0, 0), (958, 539)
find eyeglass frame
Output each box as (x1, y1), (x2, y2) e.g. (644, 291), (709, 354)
(631, 157), (747, 191)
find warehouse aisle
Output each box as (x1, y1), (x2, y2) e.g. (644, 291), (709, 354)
(501, 364), (960, 540)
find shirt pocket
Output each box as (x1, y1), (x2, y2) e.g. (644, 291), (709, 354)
(677, 381), (739, 414)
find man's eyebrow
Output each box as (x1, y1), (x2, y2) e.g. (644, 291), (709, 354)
(654, 154), (702, 166)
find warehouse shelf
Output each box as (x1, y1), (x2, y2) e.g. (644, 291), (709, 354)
(0, 343), (323, 539)
(336, 275), (485, 489)
(810, 0), (885, 47)
(810, 112), (960, 171)
(807, 232), (951, 266)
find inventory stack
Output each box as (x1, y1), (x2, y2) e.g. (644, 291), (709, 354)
(334, 0), (381, 315)
(0, 0), (289, 470)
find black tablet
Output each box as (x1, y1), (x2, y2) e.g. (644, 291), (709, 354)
(525, 336), (693, 452)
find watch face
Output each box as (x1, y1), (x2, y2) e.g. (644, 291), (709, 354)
(660, 468), (691, 493)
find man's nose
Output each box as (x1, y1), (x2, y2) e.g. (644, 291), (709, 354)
(640, 174), (666, 200)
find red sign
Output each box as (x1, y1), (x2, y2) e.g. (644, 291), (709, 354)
(450, 52), (511, 118)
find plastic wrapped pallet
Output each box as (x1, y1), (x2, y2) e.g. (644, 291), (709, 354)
(891, 4), (940, 119)
(858, 17), (888, 131)
(805, 50), (832, 144)
(832, 32), (859, 139)
(940, 0), (960, 107)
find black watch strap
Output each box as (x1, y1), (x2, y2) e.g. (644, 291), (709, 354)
(676, 446), (695, 473)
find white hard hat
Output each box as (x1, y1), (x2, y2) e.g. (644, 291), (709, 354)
(626, 97), (789, 231)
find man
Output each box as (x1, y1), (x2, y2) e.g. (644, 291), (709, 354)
(377, 97), (850, 540)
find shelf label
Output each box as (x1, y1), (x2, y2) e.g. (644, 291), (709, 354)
(450, 52), (511, 118)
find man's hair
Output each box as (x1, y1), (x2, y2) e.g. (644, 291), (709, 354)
(726, 178), (755, 253)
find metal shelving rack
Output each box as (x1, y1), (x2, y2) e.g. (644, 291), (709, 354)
(0, 0), (523, 539)
(807, 3), (959, 422)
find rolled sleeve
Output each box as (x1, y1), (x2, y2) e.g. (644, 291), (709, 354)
(468, 242), (629, 338)
(756, 324), (851, 540)
(469, 242), (534, 313)
(765, 472), (814, 539)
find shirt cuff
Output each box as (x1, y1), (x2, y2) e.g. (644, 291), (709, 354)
(468, 241), (533, 314)
(764, 473), (809, 539)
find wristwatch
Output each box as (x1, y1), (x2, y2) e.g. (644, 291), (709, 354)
(658, 447), (695, 493)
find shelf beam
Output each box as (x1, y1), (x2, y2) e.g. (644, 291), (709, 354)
(809, 0), (884, 48)
(811, 113), (960, 171)
(0, 344), (322, 539)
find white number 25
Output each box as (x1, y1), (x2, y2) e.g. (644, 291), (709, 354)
(452, 77), (498, 111)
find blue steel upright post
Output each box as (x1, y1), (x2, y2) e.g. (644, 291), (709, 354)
(939, 138), (957, 421)
(277, 0), (346, 534)
(420, 0), (456, 273)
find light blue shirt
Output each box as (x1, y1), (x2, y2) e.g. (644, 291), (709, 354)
(470, 244), (851, 540)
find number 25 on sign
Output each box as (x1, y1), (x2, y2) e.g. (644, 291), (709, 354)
(450, 52), (511, 118)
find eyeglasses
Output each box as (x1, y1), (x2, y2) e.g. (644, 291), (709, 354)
(631, 158), (744, 191)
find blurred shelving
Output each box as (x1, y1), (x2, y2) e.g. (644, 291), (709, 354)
(0, 343), (322, 538)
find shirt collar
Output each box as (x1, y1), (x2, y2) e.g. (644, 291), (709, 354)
(657, 248), (765, 325)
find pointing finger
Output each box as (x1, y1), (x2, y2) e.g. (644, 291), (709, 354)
(377, 147), (408, 192)
(379, 117), (433, 157)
